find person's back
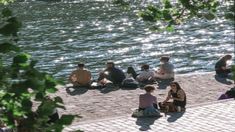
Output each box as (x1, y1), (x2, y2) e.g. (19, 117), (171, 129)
(215, 55), (232, 77)
(161, 62), (174, 74)
(107, 67), (125, 84)
(139, 93), (157, 109)
(133, 85), (161, 117)
(137, 64), (155, 82)
(155, 56), (175, 79)
(69, 63), (91, 86)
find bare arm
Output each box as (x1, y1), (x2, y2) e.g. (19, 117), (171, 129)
(163, 91), (172, 103)
(69, 71), (76, 82)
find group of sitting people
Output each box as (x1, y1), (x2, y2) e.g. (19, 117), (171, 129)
(69, 54), (233, 89)
(68, 56), (187, 117)
(68, 54), (233, 117)
(69, 56), (175, 88)
(133, 82), (186, 117)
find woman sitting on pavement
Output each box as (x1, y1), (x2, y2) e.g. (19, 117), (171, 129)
(126, 66), (138, 79)
(155, 56), (174, 80)
(121, 66), (139, 88)
(136, 64), (156, 84)
(132, 85), (161, 117)
(160, 82), (186, 112)
(215, 54), (232, 78)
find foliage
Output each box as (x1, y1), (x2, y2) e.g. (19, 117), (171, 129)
(114, 0), (234, 31)
(0, 0), (14, 4)
(232, 65), (235, 82)
(0, 7), (76, 132)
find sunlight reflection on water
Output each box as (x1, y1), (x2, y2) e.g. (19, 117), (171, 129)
(8, 0), (234, 79)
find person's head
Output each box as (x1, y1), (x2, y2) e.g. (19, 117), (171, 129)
(106, 61), (115, 69)
(222, 55), (232, 61)
(144, 85), (155, 93)
(141, 64), (149, 71)
(127, 67), (135, 73)
(160, 56), (170, 63)
(170, 82), (182, 91)
(78, 63), (85, 69)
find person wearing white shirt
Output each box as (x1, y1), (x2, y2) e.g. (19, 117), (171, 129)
(155, 56), (175, 79)
(136, 64), (155, 83)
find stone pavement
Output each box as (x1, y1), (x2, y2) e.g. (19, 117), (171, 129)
(64, 99), (235, 132)
(56, 73), (233, 122)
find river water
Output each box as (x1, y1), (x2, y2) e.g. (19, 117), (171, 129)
(6, 0), (235, 79)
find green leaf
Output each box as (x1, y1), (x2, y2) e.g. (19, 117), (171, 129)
(46, 87), (57, 93)
(45, 75), (57, 89)
(54, 96), (63, 104)
(0, 0), (15, 4)
(0, 17), (22, 36)
(10, 83), (28, 95)
(163, 0), (172, 8)
(163, 10), (172, 21)
(37, 100), (56, 116)
(138, 11), (156, 22)
(13, 53), (31, 65)
(22, 99), (33, 110)
(35, 92), (44, 101)
(232, 65), (235, 81)
(225, 13), (234, 20)
(58, 115), (75, 125)
(166, 25), (174, 32)
(1, 8), (12, 17)
(0, 42), (20, 53)
(204, 11), (216, 20)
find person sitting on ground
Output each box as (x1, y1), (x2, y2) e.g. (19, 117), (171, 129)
(121, 66), (139, 88)
(215, 54), (232, 78)
(136, 64), (155, 83)
(69, 63), (92, 87)
(218, 88), (235, 100)
(160, 82), (186, 112)
(132, 85), (161, 117)
(127, 66), (138, 79)
(99, 61), (126, 85)
(155, 56), (174, 80)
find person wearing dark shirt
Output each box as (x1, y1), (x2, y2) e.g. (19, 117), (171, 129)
(100, 61), (126, 85)
(215, 55), (232, 77)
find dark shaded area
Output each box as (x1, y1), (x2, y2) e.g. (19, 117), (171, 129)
(214, 74), (233, 85)
(97, 84), (120, 94)
(166, 112), (185, 122)
(65, 86), (88, 96)
(156, 78), (174, 89)
(136, 117), (161, 131)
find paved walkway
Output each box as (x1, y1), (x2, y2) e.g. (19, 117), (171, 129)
(56, 73), (233, 122)
(64, 99), (235, 132)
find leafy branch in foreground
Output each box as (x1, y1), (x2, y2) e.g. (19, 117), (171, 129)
(0, 7), (76, 132)
(114, 0), (234, 31)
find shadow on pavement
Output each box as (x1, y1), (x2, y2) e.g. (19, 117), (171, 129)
(66, 86), (88, 96)
(136, 117), (161, 131)
(166, 112), (185, 122)
(214, 75), (233, 85)
(98, 84), (120, 94)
